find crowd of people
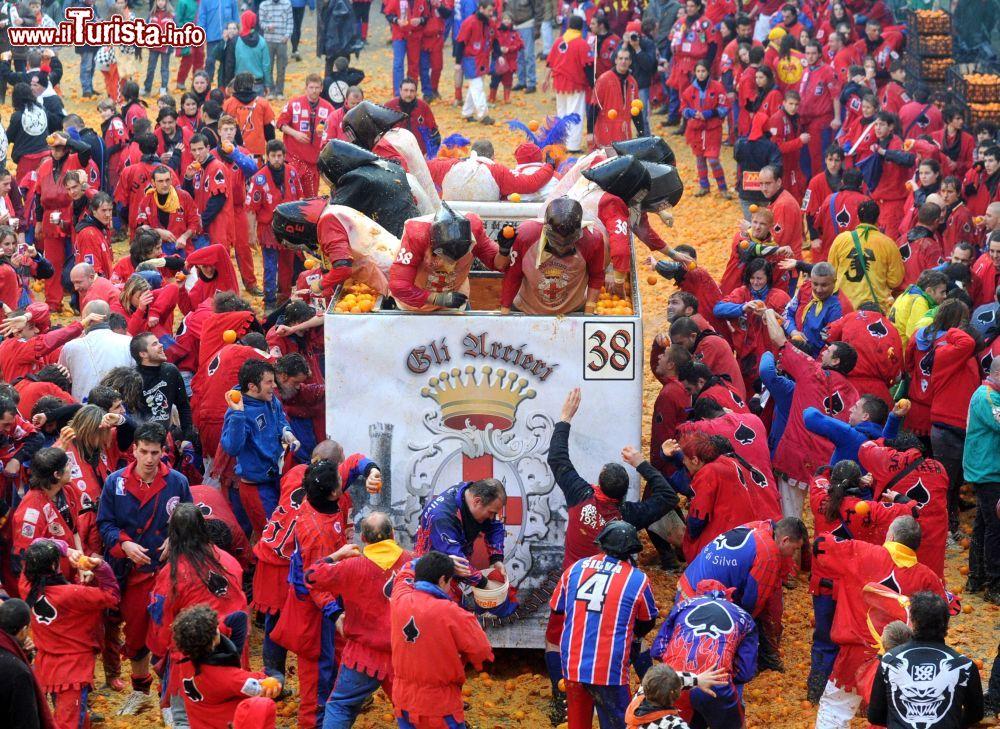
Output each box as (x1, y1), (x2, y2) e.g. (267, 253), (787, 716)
(0, 0), (996, 728)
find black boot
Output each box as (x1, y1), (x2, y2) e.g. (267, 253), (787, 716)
(547, 692), (567, 726)
(806, 665), (829, 703)
(756, 622), (785, 673)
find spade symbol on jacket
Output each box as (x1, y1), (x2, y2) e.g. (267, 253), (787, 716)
(713, 526), (753, 551)
(403, 616), (420, 643)
(735, 465), (748, 489)
(198, 503), (213, 517)
(831, 522), (853, 541)
(823, 391), (845, 415)
(734, 422), (756, 445)
(290, 487), (306, 509)
(32, 595), (57, 625)
(182, 678), (204, 702)
(749, 467), (768, 489)
(919, 350), (934, 377)
(835, 206), (851, 228)
(879, 571), (902, 594)
(867, 320), (888, 338)
(898, 242), (911, 261)
(981, 352), (994, 375)
(207, 571), (229, 597)
(682, 600), (736, 639)
(905, 479), (930, 507)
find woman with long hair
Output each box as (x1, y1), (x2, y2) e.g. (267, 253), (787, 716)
(149, 503), (247, 724)
(177, 92), (204, 136)
(11, 447), (84, 562)
(6, 81), (55, 185)
(22, 539), (119, 729)
(744, 65), (783, 137)
(0, 224), (52, 312)
(120, 272), (181, 339)
(773, 33), (805, 91)
(898, 158), (942, 235)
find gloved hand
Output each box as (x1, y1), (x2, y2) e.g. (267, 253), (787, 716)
(497, 224), (517, 257)
(431, 292), (468, 309)
(655, 259), (687, 283)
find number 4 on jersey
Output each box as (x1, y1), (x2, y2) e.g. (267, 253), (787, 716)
(576, 571), (611, 612)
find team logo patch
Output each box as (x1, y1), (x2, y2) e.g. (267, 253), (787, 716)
(182, 678), (204, 702)
(207, 571), (229, 597)
(402, 616), (420, 642)
(734, 422), (755, 445)
(20, 523), (34, 538)
(683, 600), (735, 639)
(166, 496), (180, 516)
(255, 414), (267, 430)
(32, 595), (57, 625)
(867, 320), (889, 338)
(823, 391), (845, 415)
(905, 479), (930, 507)
(712, 527), (753, 551)
(198, 502), (213, 517)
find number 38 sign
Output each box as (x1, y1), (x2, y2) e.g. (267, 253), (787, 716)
(583, 321), (636, 381)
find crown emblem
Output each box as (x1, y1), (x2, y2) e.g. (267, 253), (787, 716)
(421, 366), (535, 431)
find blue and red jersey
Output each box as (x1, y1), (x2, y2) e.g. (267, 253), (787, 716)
(415, 482), (505, 587)
(677, 521), (783, 619)
(550, 553), (658, 686)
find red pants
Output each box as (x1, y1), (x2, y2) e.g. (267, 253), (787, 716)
(875, 197), (906, 239)
(423, 33), (444, 93)
(238, 480), (268, 537)
(52, 686), (90, 729)
(101, 65), (121, 102)
(279, 247), (296, 300)
(802, 114), (834, 179)
(102, 612), (123, 680)
(176, 45), (206, 87)
(298, 654), (322, 729)
(232, 210), (258, 288)
(40, 234), (66, 310)
(15, 150), (48, 191)
(292, 157), (320, 197)
(121, 570), (156, 659)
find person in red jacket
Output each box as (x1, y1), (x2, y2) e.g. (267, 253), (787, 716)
(667, 0), (719, 103)
(246, 140), (305, 308)
(155, 107), (195, 176)
(189, 484), (252, 569)
(384, 78), (441, 154)
(438, 139), (555, 201)
(12, 447), (85, 564)
(813, 516), (946, 727)
(114, 133), (180, 236)
(669, 314), (747, 400)
(931, 107), (976, 182)
(878, 60), (909, 115)
(940, 176), (977, 255)
(767, 91), (808, 201)
(21, 539), (120, 729)
(134, 166), (200, 258)
(177, 245), (239, 315)
(389, 551), (494, 728)
(455, 0), (498, 125)
(655, 249), (732, 342)
(650, 343), (693, 479)
(121, 273), (180, 341)
(0, 303), (95, 383)
(825, 304), (903, 404)
(762, 308), (859, 517)
(857, 111), (916, 238)
(808, 167), (872, 261)
(488, 13), (523, 104)
(679, 361), (750, 416)
(276, 75), (335, 198)
(924, 302), (982, 537)
(719, 207), (794, 294)
(544, 15), (592, 152)
(499, 197), (605, 315)
(669, 432), (758, 561)
(420, 0), (452, 100)
(681, 61), (731, 198)
(384, 0), (429, 97)
(172, 605), (281, 729)
(305, 511), (414, 727)
(898, 202), (945, 285)
(759, 165), (805, 258)
(590, 12), (622, 79)
(183, 133), (236, 251)
(968, 230), (1000, 308)
(388, 204), (503, 312)
(799, 41), (842, 179)
(963, 145), (1000, 216)
(859, 434), (949, 580)
(73, 192), (115, 280)
(31, 131), (92, 311)
(592, 48), (641, 148)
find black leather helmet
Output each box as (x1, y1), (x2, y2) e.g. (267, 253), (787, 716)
(611, 136), (676, 167)
(430, 203), (473, 261)
(341, 101), (407, 150)
(317, 139), (380, 187)
(582, 155), (651, 206)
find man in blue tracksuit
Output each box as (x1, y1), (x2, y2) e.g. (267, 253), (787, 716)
(97, 422), (192, 714)
(759, 350), (795, 456)
(220, 358), (299, 535)
(803, 396), (906, 476)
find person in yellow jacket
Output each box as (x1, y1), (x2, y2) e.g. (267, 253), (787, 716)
(888, 270), (949, 347)
(828, 200), (905, 312)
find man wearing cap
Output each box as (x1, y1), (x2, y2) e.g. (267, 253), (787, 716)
(277, 73), (334, 197)
(550, 520), (658, 729)
(499, 197), (605, 315)
(31, 130), (94, 311)
(388, 203), (505, 312)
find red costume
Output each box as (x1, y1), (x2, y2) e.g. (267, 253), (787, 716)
(811, 188), (871, 261)
(188, 154), (237, 249)
(32, 153), (88, 309)
(246, 163), (304, 299)
(859, 441), (949, 579)
(388, 212), (499, 311)
(0, 322), (84, 382)
(593, 69), (640, 147)
(931, 128), (976, 181)
(125, 282), (180, 340)
(73, 216), (114, 279)
(667, 12), (718, 90)
(546, 31), (592, 94)
(383, 97), (438, 154)
(769, 188), (805, 257)
(276, 96), (335, 197)
(825, 309), (902, 404)
(384, 0), (429, 87)
(682, 454), (757, 561)
(942, 201), (976, 254)
(681, 78), (727, 159)
(878, 80), (909, 115)
(176, 655), (269, 729)
(179, 245), (240, 315)
(718, 286), (790, 383)
(897, 224), (944, 286)
(190, 484), (252, 569)
(134, 185), (200, 253)
(798, 61), (840, 176)
(114, 157), (181, 235)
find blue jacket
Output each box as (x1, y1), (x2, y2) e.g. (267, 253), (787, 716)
(803, 407), (902, 470)
(415, 482), (506, 586)
(290, 0), (314, 9)
(783, 290), (851, 355)
(197, 0), (240, 43)
(97, 464), (192, 575)
(220, 391), (293, 483)
(759, 352), (794, 455)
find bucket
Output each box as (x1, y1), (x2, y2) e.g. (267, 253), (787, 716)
(472, 579), (510, 610)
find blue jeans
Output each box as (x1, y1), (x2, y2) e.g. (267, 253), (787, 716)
(419, 50), (433, 98)
(811, 594), (839, 682)
(323, 666), (385, 729)
(205, 40), (221, 84)
(223, 611), (249, 654)
(79, 49), (96, 95)
(262, 611), (287, 675)
(262, 247), (279, 305)
(690, 684), (745, 729)
(391, 39), (407, 96)
(397, 712), (466, 728)
(583, 684), (631, 729)
(144, 50), (170, 93)
(516, 25), (535, 87)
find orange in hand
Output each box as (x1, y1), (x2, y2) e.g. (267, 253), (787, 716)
(221, 141), (234, 154)
(854, 501), (870, 517)
(222, 329), (238, 344)
(227, 390), (242, 404)
(304, 257), (318, 269)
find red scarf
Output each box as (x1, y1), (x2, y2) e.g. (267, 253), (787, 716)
(0, 630), (56, 728)
(122, 461), (170, 506)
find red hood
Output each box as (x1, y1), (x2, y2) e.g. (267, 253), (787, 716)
(233, 697), (275, 728)
(198, 310), (257, 368)
(186, 244), (240, 295)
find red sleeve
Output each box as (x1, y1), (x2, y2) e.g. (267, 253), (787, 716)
(36, 321), (83, 357)
(150, 283), (179, 321)
(470, 216), (500, 270)
(493, 161), (554, 197)
(583, 234), (606, 291)
(113, 167), (131, 206)
(772, 199), (803, 256)
(0, 267), (18, 311)
(499, 234), (531, 307)
(428, 157), (458, 188)
(777, 339), (816, 380)
(276, 102), (292, 129)
(450, 605), (494, 670)
(599, 194), (632, 274)
(636, 212), (668, 252)
(388, 225), (431, 308)
(687, 467), (720, 525)
(182, 191), (200, 234)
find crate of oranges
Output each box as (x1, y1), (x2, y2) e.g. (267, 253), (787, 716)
(967, 103), (1000, 126)
(956, 71), (1000, 104)
(594, 288), (635, 316)
(333, 280), (380, 314)
(905, 8), (951, 35)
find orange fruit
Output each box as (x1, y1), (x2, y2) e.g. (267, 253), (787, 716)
(509, 193), (522, 202)
(528, 120), (540, 131)
(222, 329), (238, 344)
(557, 679), (566, 692)
(962, 604), (973, 614)
(960, 565), (970, 575)
(304, 258), (318, 269)
(46, 134), (58, 145)
(686, 261), (697, 270)
(227, 390), (242, 404)
(502, 225), (516, 239)
(221, 141), (234, 154)
(961, 538), (971, 549)
(748, 204), (759, 214)
(174, 272), (186, 282)
(631, 99), (643, 111)
(854, 501), (871, 517)
(646, 275), (657, 285)
(975, 658), (984, 669)
(607, 109), (618, 120)
(896, 398), (910, 409)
